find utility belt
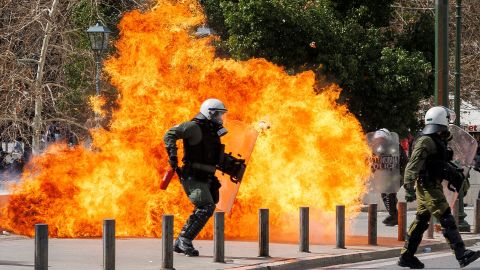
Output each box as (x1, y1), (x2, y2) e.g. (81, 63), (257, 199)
(182, 161), (217, 181)
(182, 153), (247, 184)
(418, 172), (440, 187)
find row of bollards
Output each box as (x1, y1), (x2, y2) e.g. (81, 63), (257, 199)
(34, 220), (117, 270)
(32, 201), (480, 269)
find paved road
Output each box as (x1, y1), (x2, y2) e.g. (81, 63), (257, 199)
(322, 243), (480, 269)
(0, 208), (477, 270)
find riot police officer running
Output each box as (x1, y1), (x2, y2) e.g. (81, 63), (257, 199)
(164, 98), (228, 257)
(398, 106), (480, 268)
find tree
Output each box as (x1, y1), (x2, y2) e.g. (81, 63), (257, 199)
(200, 0), (433, 135)
(0, 0), (147, 154)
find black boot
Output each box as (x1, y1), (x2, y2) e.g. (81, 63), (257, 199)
(438, 209), (480, 268)
(174, 237), (199, 256)
(175, 204), (215, 256)
(398, 252), (425, 269)
(382, 193), (398, 226)
(398, 214), (430, 268)
(382, 214), (394, 224)
(384, 214), (398, 226)
(458, 249), (480, 268)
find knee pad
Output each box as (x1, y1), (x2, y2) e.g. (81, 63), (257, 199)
(439, 208), (457, 230)
(417, 213), (431, 224)
(203, 203), (215, 216)
(194, 203), (215, 221)
(412, 213), (430, 232)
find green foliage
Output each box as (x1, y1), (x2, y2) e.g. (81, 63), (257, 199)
(200, 0), (228, 38)
(65, 1), (134, 118)
(397, 12), (435, 97)
(365, 48), (431, 133)
(200, 0), (433, 136)
(330, 0), (395, 27)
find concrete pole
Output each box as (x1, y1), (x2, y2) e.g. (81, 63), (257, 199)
(35, 224), (48, 270)
(398, 202), (407, 241)
(368, 204), (377, 246)
(435, 0), (449, 107)
(475, 199), (480, 234)
(214, 211), (225, 263)
(454, 0), (462, 124)
(336, 205), (345, 249)
(299, 207), (309, 252)
(161, 215), (174, 270)
(259, 208), (269, 257)
(454, 0), (471, 232)
(103, 219), (115, 270)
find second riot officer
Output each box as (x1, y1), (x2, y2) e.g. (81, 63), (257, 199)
(398, 106), (480, 269)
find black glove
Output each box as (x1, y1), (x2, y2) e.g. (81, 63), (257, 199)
(210, 177), (222, 204)
(448, 169), (465, 193)
(404, 183), (416, 202)
(168, 155), (178, 169)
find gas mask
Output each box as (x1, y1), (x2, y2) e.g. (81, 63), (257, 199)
(210, 111), (228, 137)
(439, 130), (452, 142)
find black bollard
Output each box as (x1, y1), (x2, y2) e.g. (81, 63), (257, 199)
(453, 199), (460, 227)
(161, 215), (174, 270)
(214, 211), (225, 263)
(103, 219), (115, 270)
(35, 224), (48, 270)
(336, 205), (345, 249)
(368, 204), (377, 246)
(259, 208), (269, 257)
(427, 216), (434, 239)
(299, 207), (309, 252)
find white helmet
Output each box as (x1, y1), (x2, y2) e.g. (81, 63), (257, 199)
(423, 106), (456, 135)
(373, 128), (391, 140)
(200, 98), (228, 124)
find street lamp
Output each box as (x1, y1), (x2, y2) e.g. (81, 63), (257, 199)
(86, 21), (111, 96)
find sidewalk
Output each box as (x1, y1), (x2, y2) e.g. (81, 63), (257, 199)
(0, 209), (479, 270)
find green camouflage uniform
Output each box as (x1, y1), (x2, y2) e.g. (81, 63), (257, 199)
(164, 121), (216, 206)
(401, 135), (467, 261)
(404, 136), (449, 219)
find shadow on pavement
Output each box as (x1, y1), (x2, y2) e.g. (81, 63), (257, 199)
(0, 260), (34, 267)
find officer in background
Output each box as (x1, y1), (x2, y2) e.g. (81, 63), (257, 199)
(164, 98), (228, 256)
(375, 128), (408, 226)
(398, 106), (480, 269)
(371, 129), (408, 226)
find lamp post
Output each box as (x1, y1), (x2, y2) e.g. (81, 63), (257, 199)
(86, 21), (111, 96)
(454, 0), (470, 232)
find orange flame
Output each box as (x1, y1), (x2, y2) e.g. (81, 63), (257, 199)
(0, 0), (371, 241)
(89, 96), (107, 117)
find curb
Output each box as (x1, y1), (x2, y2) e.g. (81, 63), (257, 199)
(228, 238), (480, 270)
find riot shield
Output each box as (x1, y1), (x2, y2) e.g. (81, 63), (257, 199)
(366, 131), (402, 193)
(443, 125), (478, 208)
(216, 120), (258, 213)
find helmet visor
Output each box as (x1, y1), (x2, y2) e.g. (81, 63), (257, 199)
(210, 110), (227, 124)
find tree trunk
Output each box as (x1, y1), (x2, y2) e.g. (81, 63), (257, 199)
(32, 0), (59, 155)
